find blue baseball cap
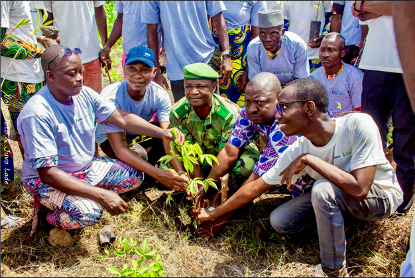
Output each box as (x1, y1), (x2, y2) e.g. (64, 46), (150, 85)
(125, 45), (155, 67)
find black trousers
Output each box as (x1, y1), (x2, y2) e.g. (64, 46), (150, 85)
(343, 45), (360, 64)
(362, 70), (415, 212)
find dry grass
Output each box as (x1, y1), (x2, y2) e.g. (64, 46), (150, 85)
(1, 52), (413, 277)
(1, 143), (412, 278)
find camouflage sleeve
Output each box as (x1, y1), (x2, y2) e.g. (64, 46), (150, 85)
(218, 116), (236, 153)
(227, 109), (256, 149)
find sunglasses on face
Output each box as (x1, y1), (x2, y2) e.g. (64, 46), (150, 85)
(47, 48), (82, 71)
(276, 100), (309, 115)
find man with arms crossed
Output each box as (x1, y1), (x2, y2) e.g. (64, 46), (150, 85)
(197, 78), (403, 276)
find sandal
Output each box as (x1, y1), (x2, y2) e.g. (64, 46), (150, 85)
(1, 215), (26, 229)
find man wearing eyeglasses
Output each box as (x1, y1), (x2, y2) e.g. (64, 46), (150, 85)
(246, 9), (309, 86)
(193, 72), (315, 238)
(16, 45), (185, 240)
(197, 78), (403, 276)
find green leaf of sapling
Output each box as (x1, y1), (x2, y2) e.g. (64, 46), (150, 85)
(107, 267), (122, 275)
(141, 238), (148, 254)
(42, 8), (48, 24)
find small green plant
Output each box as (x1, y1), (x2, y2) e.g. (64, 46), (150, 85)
(158, 130), (220, 227)
(105, 237), (164, 277)
(158, 138), (219, 198)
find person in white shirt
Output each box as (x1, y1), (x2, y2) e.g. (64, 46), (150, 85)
(311, 33), (363, 114)
(352, 1), (415, 213)
(44, 1), (108, 93)
(1, 1), (58, 156)
(330, 1), (368, 65)
(196, 78), (403, 277)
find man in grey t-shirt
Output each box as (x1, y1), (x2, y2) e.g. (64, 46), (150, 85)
(97, 46), (189, 190)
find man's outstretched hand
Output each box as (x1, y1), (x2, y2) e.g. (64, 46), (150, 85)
(195, 207), (215, 222)
(158, 169), (189, 191)
(162, 127), (185, 146)
(194, 219), (226, 238)
(308, 35), (324, 48)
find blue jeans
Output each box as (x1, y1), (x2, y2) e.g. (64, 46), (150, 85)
(270, 178), (391, 275)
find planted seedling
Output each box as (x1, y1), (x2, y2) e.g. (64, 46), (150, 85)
(158, 131), (220, 227)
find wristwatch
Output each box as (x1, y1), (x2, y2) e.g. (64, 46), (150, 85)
(207, 206), (215, 212)
(221, 50), (231, 57)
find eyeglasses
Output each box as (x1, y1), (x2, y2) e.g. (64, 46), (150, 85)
(47, 48), (82, 71)
(276, 100), (309, 115)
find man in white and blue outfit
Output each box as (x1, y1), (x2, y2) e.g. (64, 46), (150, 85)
(246, 10), (309, 86)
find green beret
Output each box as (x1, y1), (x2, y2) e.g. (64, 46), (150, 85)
(183, 63), (219, 79)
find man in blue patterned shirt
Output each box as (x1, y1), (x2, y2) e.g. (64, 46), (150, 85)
(193, 72), (314, 238)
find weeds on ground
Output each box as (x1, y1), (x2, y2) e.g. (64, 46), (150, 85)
(101, 237), (164, 277)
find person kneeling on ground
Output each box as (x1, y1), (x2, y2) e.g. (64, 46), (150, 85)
(95, 45), (188, 191)
(193, 72), (315, 238)
(163, 62), (259, 191)
(197, 78), (403, 276)
(16, 45), (185, 238)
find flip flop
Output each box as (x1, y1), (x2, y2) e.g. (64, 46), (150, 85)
(1, 215), (25, 229)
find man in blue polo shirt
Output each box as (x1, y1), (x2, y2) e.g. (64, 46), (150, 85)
(246, 9), (309, 86)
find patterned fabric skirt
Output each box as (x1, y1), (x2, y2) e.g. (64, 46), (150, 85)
(309, 58), (322, 74)
(1, 78), (43, 134)
(212, 25), (251, 108)
(24, 156), (144, 236)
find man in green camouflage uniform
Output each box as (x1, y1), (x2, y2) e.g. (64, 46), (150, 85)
(164, 63), (259, 180)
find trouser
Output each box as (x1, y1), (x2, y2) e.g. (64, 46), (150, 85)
(83, 58), (102, 94)
(343, 45), (360, 65)
(99, 121), (166, 167)
(24, 157), (144, 235)
(361, 70), (415, 212)
(270, 179), (391, 276)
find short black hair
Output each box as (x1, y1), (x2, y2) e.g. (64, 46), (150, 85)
(285, 78), (329, 112)
(323, 32), (346, 50)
